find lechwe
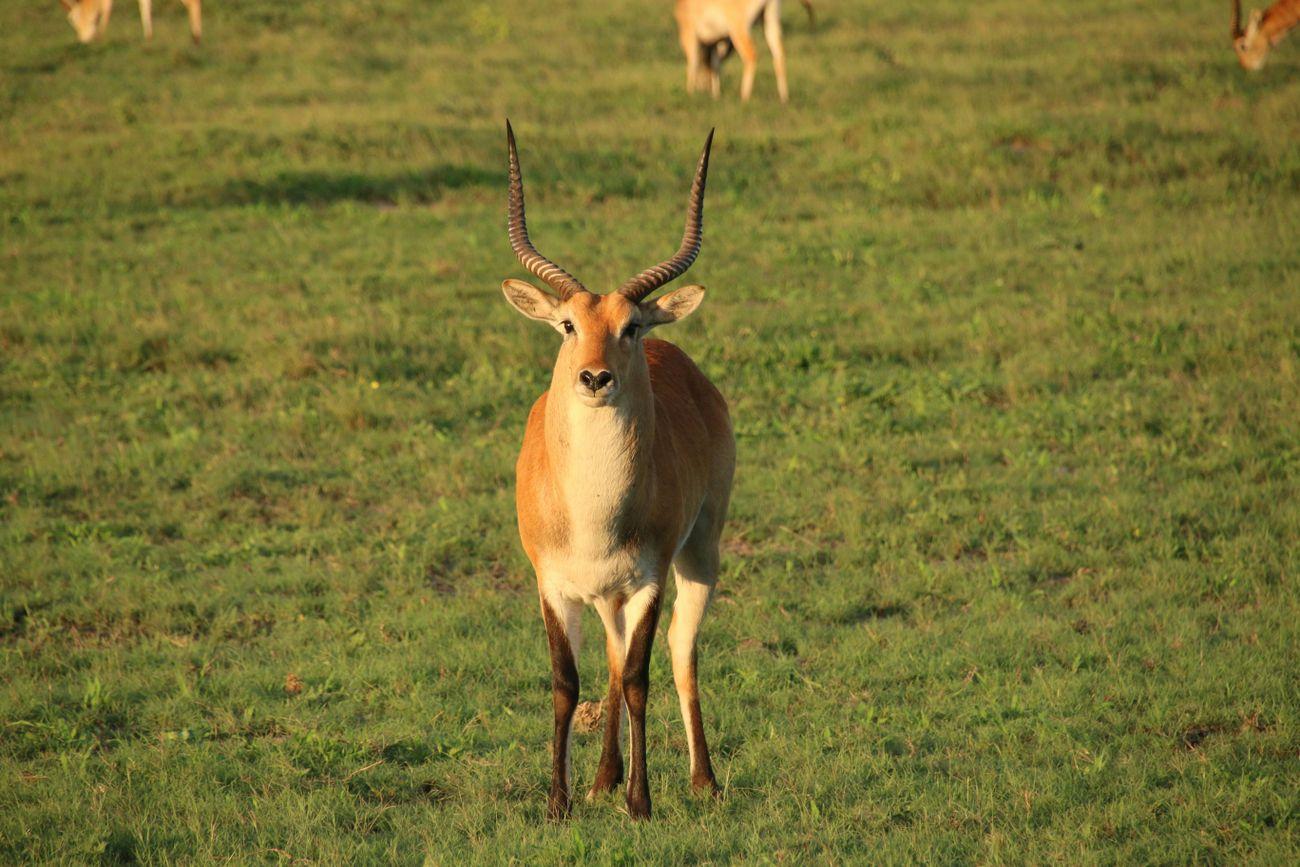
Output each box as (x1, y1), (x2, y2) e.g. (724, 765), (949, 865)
(501, 122), (735, 821)
(675, 0), (814, 101)
(1231, 0), (1300, 69)
(62, 0), (201, 44)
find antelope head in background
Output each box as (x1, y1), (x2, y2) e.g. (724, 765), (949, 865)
(1231, 0), (1300, 69)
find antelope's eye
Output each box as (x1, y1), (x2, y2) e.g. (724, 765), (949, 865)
(621, 323), (638, 340)
(561, 320), (574, 335)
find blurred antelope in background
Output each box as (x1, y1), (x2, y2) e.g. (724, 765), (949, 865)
(501, 122), (734, 820)
(1231, 0), (1299, 69)
(675, 0), (815, 102)
(62, 0), (201, 44)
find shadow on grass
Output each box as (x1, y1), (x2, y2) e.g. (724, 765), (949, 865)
(5, 41), (114, 75)
(829, 602), (909, 625)
(217, 165), (496, 207)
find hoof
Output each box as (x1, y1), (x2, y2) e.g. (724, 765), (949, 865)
(625, 782), (652, 820)
(692, 770), (721, 797)
(626, 797), (652, 821)
(546, 792), (571, 822)
(586, 780), (619, 800)
(587, 761), (624, 799)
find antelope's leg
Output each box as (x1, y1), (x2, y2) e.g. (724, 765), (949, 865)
(588, 597), (626, 797)
(98, 0), (114, 37)
(138, 0), (151, 39)
(540, 591), (582, 821)
(729, 27), (759, 101)
(670, 538), (722, 793)
(181, 0), (201, 44)
(621, 583), (662, 820)
(763, 0), (789, 103)
(681, 32), (702, 93)
(668, 573), (718, 793)
(709, 43), (724, 98)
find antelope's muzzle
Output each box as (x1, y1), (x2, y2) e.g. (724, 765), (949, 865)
(576, 368), (617, 402)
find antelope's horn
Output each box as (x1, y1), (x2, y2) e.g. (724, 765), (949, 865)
(1231, 0), (1244, 38)
(619, 129), (715, 304)
(506, 120), (586, 301)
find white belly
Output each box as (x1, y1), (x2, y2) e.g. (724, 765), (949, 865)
(693, 0), (768, 42)
(540, 547), (660, 604)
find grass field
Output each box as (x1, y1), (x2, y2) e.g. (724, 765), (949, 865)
(3, 0), (1299, 861)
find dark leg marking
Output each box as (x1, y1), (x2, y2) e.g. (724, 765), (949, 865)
(622, 593), (662, 820)
(588, 655), (624, 796)
(684, 646), (719, 794)
(591, 598), (627, 798)
(542, 600), (579, 821)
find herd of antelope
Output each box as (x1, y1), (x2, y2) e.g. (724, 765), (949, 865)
(51, 0), (1297, 828)
(498, 0), (1295, 822)
(58, 1), (1297, 79)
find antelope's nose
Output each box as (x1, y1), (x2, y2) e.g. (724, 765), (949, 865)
(579, 368), (615, 394)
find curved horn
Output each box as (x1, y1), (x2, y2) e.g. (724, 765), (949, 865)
(619, 129), (715, 304)
(1231, 0), (1244, 38)
(506, 120), (586, 301)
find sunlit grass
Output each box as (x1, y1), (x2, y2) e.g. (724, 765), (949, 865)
(1, 0), (1298, 861)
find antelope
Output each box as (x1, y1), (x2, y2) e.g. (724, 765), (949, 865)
(501, 121), (734, 821)
(675, 0), (815, 102)
(61, 0), (201, 44)
(1232, 0), (1300, 69)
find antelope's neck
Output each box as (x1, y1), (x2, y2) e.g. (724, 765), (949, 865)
(544, 378), (656, 558)
(1264, 0), (1300, 42)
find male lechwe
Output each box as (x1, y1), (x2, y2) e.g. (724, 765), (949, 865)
(500, 122), (735, 821)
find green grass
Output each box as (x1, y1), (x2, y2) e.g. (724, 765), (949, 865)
(2, 0), (1299, 861)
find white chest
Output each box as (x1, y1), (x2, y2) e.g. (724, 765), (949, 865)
(539, 403), (661, 602)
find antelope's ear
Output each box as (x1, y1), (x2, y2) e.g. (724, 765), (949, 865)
(642, 285), (705, 328)
(502, 279), (561, 322)
(1247, 9), (1264, 34)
